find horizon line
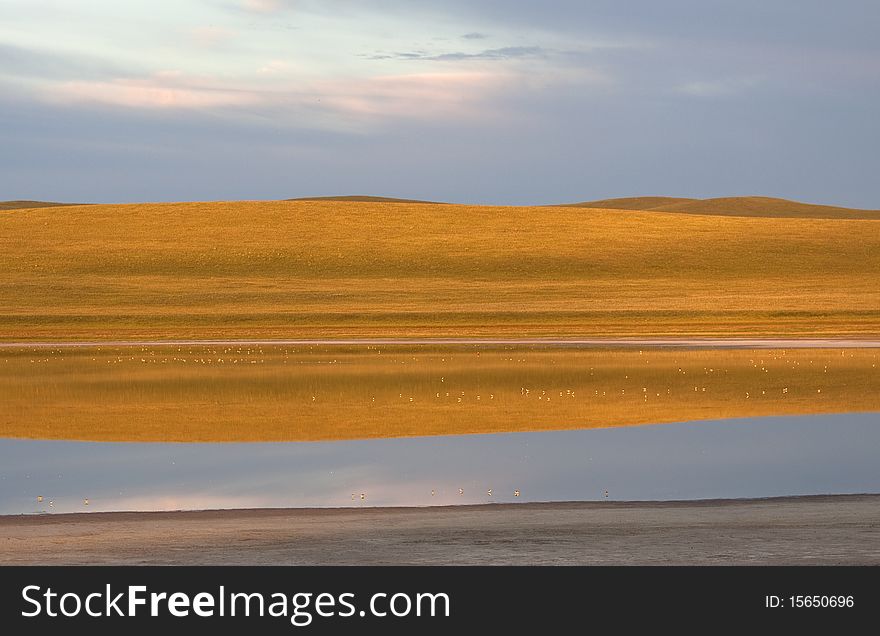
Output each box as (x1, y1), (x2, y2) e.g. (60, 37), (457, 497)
(3, 194), (880, 211)
(2, 338), (879, 349)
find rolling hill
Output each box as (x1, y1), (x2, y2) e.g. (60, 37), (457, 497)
(1, 199), (878, 340)
(0, 200), (86, 211)
(560, 196), (880, 219)
(287, 195), (440, 204)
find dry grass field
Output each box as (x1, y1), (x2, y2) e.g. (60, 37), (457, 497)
(1, 199), (878, 340)
(1, 345), (876, 442)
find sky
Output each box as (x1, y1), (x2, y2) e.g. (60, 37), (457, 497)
(1, 0), (879, 206)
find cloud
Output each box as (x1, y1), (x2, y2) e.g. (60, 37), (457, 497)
(191, 26), (236, 47)
(242, 0), (285, 13)
(308, 71), (512, 123)
(433, 46), (545, 61)
(256, 60), (290, 75)
(369, 46), (545, 62)
(462, 32), (488, 40)
(49, 73), (260, 109)
(38, 65), (519, 131)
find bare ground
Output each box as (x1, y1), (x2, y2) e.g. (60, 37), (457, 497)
(1, 495), (878, 565)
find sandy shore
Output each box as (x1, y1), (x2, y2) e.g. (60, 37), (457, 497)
(3, 337), (880, 347)
(2, 494), (878, 565)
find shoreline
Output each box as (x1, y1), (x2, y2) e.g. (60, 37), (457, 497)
(3, 494), (878, 565)
(2, 492), (875, 518)
(2, 337), (880, 348)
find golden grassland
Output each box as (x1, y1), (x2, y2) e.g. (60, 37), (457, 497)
(1, 345), (876, 442)
(563, 196), (880, 219)
(1, 199), (879, 340)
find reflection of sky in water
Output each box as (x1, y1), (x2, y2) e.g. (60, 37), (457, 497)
(1, 413), (878, 514)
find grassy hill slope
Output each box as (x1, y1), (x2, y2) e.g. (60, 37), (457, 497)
(563, 196), (880, 219)
(1, 199), (878, 340)
(0, 200), (85, 211)
(287, 195), (439, 204)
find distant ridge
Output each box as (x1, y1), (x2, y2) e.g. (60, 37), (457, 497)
(287, 195), (441, 204)
(558, 196), (880, 219)
(1, 200), (86, 211)
(7, 196), (878, 219)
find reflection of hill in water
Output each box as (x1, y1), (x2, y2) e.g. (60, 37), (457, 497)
(1, 345), (877, 442)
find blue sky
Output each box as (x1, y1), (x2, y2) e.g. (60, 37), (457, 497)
(1, 0), (878, 206)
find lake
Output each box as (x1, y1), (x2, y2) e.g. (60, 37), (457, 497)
(1, 412), (878, 514)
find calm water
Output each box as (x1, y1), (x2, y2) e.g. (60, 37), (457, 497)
(1, 412), (878, 514)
